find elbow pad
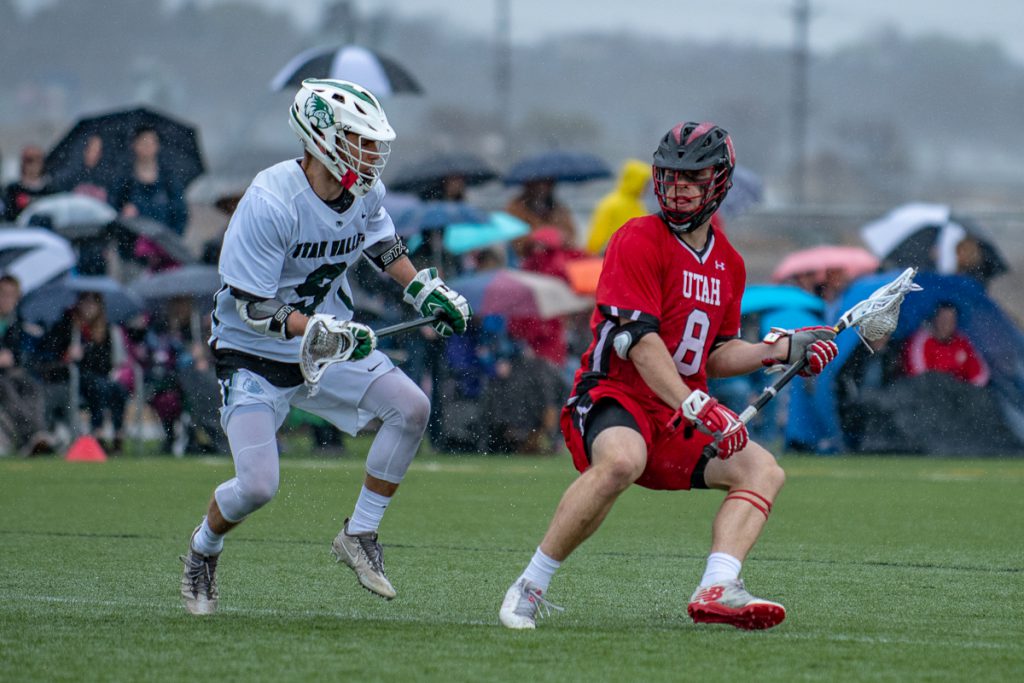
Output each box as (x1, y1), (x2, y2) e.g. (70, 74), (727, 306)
(612, 320), (660, 360)
(232, 288), (296, 340)
(362, 236), (408, 272)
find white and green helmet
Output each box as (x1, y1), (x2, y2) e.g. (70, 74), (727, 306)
(288, 78), (396, 196)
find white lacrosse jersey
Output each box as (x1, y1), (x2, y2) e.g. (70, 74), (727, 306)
(210, 159), (396, 363)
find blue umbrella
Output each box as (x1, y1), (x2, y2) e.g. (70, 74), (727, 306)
(386, 198), (488, 238)
(443, 212), (530, 255)
(742, 284), (825, 316)
(19, 275), (144, 326)
(503, 150), (612, 185)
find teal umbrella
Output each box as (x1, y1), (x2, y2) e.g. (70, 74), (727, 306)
(443, 212), (529, 255)
(741, 284), (825, 316)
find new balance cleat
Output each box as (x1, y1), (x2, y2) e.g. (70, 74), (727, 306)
(499, 578), (563, 630)
(331, 519), (396, 599)
(687, 579), (786, 630)
(179, 528), (219, 616)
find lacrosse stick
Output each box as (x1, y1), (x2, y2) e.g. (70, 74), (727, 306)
(300, 312), (441, 392)
(700, 267), (922, 459)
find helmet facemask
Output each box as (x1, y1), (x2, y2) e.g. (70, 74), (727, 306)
(653, 164), (732, 234)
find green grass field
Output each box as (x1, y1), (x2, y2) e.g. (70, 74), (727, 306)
(2, 450), (1022, 682)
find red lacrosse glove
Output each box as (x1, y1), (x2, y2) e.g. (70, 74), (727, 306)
(762, 326), (839, 377)
(667, 390), (749, 460)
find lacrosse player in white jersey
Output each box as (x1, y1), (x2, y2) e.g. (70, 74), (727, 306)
(178, 79), (472, 615)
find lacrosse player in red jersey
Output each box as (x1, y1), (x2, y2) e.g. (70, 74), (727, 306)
(499, 122), (838, 631)
(177, 79), (471, 615)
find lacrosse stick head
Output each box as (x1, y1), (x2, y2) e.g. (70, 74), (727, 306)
(299, 314), (355, 388)
(838, 267), (922, 344)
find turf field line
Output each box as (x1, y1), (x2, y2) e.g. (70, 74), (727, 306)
(1, 593), (1015, 652)
(2, 528), (1021, 574)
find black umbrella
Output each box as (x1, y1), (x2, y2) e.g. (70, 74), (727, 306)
(503, 150), (612, 185)
(45, 106), (206, 191)
(269, 45), (423, 95)
(109, 217), (194, 265)
(19, 275), (144, 326)
(388, 154), (497, 198)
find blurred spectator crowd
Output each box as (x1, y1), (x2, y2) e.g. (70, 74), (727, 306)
(3, 115), (1023, 458)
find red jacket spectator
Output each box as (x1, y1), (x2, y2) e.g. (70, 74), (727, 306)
(903, 303), (989, 386)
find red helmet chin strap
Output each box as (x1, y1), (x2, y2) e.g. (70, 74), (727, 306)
(339, 168), (358, 189)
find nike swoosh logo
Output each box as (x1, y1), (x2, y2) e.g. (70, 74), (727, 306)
(368, 362), (382, 372)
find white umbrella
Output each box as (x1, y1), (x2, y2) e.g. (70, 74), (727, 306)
(0, 227), (76, 294)
(269, 45), (423, 95)
(15, 192), (116, 232)
(860, 203), (951, 261)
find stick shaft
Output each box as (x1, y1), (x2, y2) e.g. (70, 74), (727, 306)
(375, 313), (441, 338)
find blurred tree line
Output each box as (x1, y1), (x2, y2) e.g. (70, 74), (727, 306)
(1, 0), (1023, 206)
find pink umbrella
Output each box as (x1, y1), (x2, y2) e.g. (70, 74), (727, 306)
(771, 246), (879, 284)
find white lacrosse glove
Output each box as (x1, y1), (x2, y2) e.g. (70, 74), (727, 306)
(402, 267), (472, 337)
(761, 326), (838, 377)
(666, 389), (748, 460)
(299, 314), (377, 386)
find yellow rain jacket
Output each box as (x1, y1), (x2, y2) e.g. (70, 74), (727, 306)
(585, 158), (650, 254)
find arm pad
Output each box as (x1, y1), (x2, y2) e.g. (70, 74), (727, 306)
(232, 287), (296, 340)
(612, 319), (660, 360)
(362, 235), (408, 272)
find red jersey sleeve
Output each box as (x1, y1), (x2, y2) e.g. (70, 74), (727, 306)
(596, 223), (664, 322)
(718, 252), (746, 339)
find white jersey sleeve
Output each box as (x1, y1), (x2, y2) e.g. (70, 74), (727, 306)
(219, 188), (294, 298)
(362, 182), (397, 252)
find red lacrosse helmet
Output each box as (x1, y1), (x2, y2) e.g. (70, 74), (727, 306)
(652, 122), (735, 234)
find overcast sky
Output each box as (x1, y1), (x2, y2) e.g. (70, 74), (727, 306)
(172, 0), (1024, 63)
(14, 0), (1024, 63)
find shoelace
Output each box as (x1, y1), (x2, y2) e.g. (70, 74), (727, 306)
(182, 553), (218, 598)
(517, 583), (564, 620)
(355, 535), (387, 575)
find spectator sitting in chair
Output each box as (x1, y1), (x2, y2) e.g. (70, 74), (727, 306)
(903, 302), (989, 387)
(0, 274), (54, 455)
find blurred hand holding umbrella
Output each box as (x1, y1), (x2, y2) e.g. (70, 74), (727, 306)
(269, 45), (423, 95)
(0, 227), (76, 294)
(45, 107), (205, 192)
(449, 268), (592, 320)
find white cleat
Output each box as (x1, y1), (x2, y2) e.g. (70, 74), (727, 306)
(179, 527), (219, 616)
(331, 518), (396, 600)
(499, 578), (563, 629)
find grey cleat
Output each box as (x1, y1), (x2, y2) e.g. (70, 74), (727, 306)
(179, 527), (219, 616)
(687, 578), (786, 630)
(499, 578), (564, 629)
(331, 518), (396, 600)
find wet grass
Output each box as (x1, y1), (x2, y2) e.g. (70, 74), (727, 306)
(1, 452), (1022, 682)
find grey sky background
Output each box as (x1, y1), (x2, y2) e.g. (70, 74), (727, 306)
(12, 0), (1023, 63)
(182, 0), (1022, 63)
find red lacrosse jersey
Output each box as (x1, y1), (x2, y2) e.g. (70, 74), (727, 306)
(569, 214), (747, 413)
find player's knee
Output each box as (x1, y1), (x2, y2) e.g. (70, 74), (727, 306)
(240, 474), (280, 509)
(402, 388), (430, 436)
(752, 453), (785, 494)
(594, 450), (646, 489)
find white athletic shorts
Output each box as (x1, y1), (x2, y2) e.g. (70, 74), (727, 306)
(218, 349), (397, 435)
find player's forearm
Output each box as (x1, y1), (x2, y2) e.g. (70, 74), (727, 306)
(384, 255), (419, 288)
(628, 333), (693, 408)
(285, 310), (310, 338)
(706, 339), (784, 378)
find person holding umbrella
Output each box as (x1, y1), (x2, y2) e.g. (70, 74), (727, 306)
(110, 125), (188, 235)
(499, 122), (839, 631)
(177, 78), (471, 615)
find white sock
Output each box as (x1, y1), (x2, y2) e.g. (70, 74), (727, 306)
(191, 517), (224, 556)
(347, 485), (391, 534)
(700, 552), (742, 587)
(519, 547), (561, 593)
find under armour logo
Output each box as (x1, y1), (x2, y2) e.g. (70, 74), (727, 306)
(715, 261), (726, 270)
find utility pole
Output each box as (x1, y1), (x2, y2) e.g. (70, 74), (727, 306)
(791, 0), (811, 205)
(495, 0), (512, 154)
